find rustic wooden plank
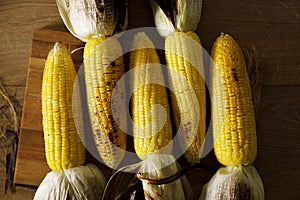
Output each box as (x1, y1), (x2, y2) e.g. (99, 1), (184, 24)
(256, 167), (300, 200)
(255, 86), (300, 169)
(14, 129), (50, 186)
(253, 85), (300, 200)
(201, 0), (300, 24)
(5, 186), (36, 200)
(263, 64), (300, 86)
(0, 0), (63, 88)
(32, 29), (83, 45)
(20, 57), (43, 131)
(31, 30), (84, 60)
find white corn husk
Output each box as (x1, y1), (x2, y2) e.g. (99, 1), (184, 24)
(34, 164), (106, 200)
(149, 0), (202, 37)
(149, 0), (175, 38)
(56, 0), (127, 42)
(175, 0), (202, 32)
(139, 155), (194, 200)
(200, 165), (264, 200)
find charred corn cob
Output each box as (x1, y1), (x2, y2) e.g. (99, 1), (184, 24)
(84, 37), (126, 168)
(165, 31), (206, 164)
(211, 33), (257, 166)
(42, 42), (85, 171)
(130, 32), (173, 160)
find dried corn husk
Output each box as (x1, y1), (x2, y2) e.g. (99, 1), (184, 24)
(56, 0), (127, 42)
(148, 0), (175, 38)
(200, 165), (264, 200)
(138, 155), (195, 200)
(34, 164), (106, 200)
(149, 0), (203, 37)
(174, 0), (203, 32)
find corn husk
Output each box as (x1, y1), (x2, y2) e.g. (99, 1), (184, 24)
(34, 164), (106, 200)
(149, 0), (175, 38)
(174, 0), (203, 32)
(139, 155), (195, 200)
(56, 0), (128, 42)
(149, 0), (203, 37)
(200, 165), (264, 200)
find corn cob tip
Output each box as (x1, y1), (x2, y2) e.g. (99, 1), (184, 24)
(50, 42), (69, 57)
(132, 32), (155, 50)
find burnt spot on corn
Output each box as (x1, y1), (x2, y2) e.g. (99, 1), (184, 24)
(232, 68), (238, 82)
(108, 132), (114, 142)
(183, 121), (192, 133)
(98, 3), (105, 13)
(111, 61), (116, 66)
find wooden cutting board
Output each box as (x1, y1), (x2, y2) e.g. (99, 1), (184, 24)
(14, 29), (84, 186)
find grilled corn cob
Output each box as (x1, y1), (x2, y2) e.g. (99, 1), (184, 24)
(200, 33), (264, 200)
(130, 32), (173, 160)
(211, 33), (257, 166)
(56, 0), (128, 169)
(42, 42), (85, 171)
(165, 31), (206, 164)
(84, 36), (126, 168)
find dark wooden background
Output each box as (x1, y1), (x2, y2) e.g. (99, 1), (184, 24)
(1, 0), (300, 199)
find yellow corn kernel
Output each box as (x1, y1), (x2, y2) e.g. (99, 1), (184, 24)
(84, 37), (126, 168)
(130, 32), (173, 160)
(165, 31), (206, 164)
(211, 33), (257, 166)
(42, 42), (85, 171)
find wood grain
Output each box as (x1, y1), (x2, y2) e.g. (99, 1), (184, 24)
(4, 186), (36, 200)
(255, 86), (300, 199)
(0, 0), (63, 87)
(256, 86), (300, 168)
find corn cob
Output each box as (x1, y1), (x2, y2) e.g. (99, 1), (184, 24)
(200, 33), (264, 200)
(56, 0), (128, 169)
(211, 33), (257, 166)
(165, 31), (206, 164)
(84, 36), (126, 168)
(42, 42), (85, 171)
(38, 42), (107, 200)
(130, 32), (173, 160)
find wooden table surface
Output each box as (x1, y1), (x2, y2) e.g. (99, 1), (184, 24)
(1, 0), (300, 199)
